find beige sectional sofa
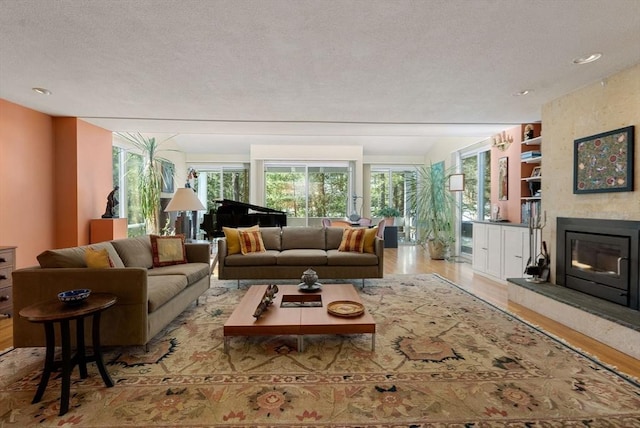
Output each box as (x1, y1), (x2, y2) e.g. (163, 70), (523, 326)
(12, 236), (211, 348)
(218, 226), (384, 284)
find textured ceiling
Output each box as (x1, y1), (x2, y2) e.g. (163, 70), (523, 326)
(1, 0), (639, 156)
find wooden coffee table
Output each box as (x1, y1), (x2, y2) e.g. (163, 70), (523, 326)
(223, 284), (375, 352)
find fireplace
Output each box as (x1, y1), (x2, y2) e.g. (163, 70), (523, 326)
(556, 218), (639, 310)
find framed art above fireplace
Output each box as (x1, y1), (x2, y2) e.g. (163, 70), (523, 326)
(573, 126), (634, 194)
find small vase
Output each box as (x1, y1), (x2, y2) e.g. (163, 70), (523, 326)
(301, 268), (318, 286)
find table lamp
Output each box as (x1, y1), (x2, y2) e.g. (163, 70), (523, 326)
(164, 188), (206, 239)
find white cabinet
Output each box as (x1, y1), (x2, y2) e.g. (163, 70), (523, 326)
(502, 227), (529, 280)
(472, 222), (530, 281)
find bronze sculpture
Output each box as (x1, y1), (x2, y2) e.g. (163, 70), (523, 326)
(101, 186), (119, 218)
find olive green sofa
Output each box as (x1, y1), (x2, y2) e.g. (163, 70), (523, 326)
(12, 236), (211, 348)
(217, 226), (384, 284)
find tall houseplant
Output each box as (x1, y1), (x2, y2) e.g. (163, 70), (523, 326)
(408, 162), (457, 259)
(116, 132), (175, 235)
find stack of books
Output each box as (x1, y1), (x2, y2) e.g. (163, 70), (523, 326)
(521, 151), (541, 160)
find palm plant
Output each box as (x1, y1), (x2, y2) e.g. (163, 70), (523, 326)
(116, 132), (175, 235)
(408, 162), (457, 259)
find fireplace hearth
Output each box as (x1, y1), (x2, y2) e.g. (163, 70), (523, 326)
(556, 218), (639, 310)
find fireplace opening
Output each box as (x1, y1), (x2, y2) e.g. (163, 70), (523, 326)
(557, 218), (639, 310)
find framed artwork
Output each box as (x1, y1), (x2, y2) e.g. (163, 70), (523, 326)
(160, 160), (175, 193)
(448, 173), (464, 191)
(574, 126), (634, 194)
(531, 166), (541, 177)
(498, 156), (508, 200)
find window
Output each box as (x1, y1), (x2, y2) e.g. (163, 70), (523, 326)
(111, 146), (146, 237)
(370, 167), (416, 241)
(458, 146), (491, 256)
(193, 166), (250, 211)
(264, 163), (349, 225)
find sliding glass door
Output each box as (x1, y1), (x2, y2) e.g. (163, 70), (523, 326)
(459, 147), (491, 257)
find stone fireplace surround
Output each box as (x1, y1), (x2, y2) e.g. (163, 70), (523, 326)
(507, 217), (640, 360)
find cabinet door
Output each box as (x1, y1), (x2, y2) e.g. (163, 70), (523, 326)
(502, 227), (529, 280)
(472, 223), (488, 272)
(486, 225), (503, 278)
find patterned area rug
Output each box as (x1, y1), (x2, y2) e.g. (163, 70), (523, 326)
(1, 274), (639, 427)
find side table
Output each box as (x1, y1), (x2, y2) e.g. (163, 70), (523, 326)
(19, 293), (117, 416)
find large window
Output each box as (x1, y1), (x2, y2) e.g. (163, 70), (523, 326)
(265, 163), (349, 225)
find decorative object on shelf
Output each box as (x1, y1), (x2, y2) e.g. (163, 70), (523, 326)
(574, 126), (634, 194)
(58, 288), (91, 305)
(299, 268), (322, 292)
(327, 300), (365, 317)
(492, 131), (513, 151)
(524, 124), (535, 140)
(498, 157), (508, 201)
(101, 186), (119, 218)
(253, 284), (278, 318)
(531, 166), (541, 177)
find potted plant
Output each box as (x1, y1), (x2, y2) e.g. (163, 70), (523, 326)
(408, 162), (457, 260)
(376, 206), (401, 226)
(116, 132), (176, 235)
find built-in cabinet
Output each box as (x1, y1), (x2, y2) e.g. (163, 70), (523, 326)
(473, 222), (529, 282)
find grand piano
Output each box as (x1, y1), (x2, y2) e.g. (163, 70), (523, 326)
(200, 199), (287, 239)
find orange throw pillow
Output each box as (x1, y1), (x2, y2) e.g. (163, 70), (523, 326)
(238, 229), (266, 255)
(338, 228), (366, 253)
(150, 234), (187, 267)
(85, 247), (114, 268)
(363, 226), (378, 253)
(223, 225), (259, 255)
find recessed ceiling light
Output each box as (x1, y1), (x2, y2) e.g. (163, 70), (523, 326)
(572, 53), (602, 64)
(32, 87), (52, 95)
(513, 90), (531, 96)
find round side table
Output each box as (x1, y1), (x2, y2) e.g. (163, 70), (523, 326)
(19, 292), (117, 416)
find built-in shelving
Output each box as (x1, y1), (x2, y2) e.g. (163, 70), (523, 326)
(521, 135), (542, 146)
(521, 156), (542, 164)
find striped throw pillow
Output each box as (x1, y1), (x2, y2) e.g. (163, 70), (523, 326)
(239, 229), (266, 255)
(338, 228), (366, 253)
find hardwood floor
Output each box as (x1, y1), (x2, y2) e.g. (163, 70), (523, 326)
(2, 245), (638, 379)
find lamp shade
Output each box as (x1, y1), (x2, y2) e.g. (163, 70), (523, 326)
(164, 188), (206, 212)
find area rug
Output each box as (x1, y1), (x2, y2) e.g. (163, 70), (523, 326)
(1, 274), (639, 427)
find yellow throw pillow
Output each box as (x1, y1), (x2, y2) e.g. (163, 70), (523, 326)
(338, 228), (366, 253)
(85, 247), (113, 268)
(238, 229), (266, 255)
(223, 225), (259, 255)
(150, 234), (187, 267)
(363, 226), (378, 253)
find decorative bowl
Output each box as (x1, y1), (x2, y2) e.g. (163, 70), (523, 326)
(58, 289), (91, 305)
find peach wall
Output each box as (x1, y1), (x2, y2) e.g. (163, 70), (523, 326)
(0, 99), (55, 268)
(54, 118), (113, 248)
(0, 100), (113, 267)
(490, 125), (524, 222)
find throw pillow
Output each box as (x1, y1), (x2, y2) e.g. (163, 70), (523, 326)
(223, 225), (259, 255)
(338, 228), (366, 253)
(85, 247), (114, 268)
(363, 226), (378, 253)
(238, 229), (266, 255)
(150, 234), (187, 267)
